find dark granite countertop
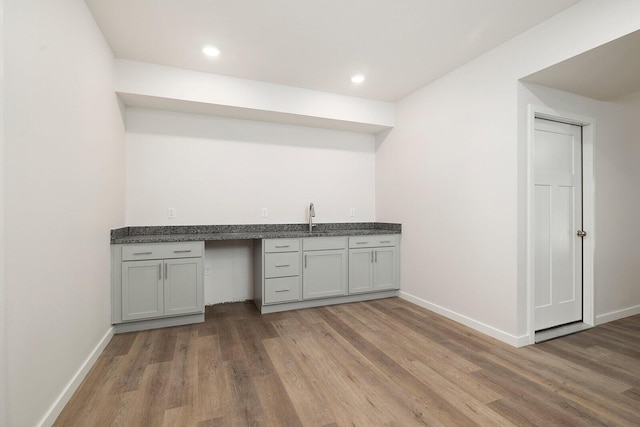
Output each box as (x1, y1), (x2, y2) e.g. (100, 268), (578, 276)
(111, 222), (401, 244)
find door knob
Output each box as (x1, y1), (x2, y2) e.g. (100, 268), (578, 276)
(577, 230), (587, 237)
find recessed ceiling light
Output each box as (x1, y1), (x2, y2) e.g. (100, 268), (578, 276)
(351, 74), (365, 84)
(202, 45), (220, 57)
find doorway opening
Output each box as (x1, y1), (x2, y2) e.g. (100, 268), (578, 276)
(526, 105), (595, 344)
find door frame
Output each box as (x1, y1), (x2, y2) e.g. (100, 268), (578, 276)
(526, 105), (596, 344)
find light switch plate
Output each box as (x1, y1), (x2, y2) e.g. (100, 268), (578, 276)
(350, 208), (356, 217)
(168, 207), (176, 219)
(261, 208), (268, 218)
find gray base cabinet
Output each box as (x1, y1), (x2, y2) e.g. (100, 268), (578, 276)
(255, 234), (400, 313)
(121, 259), (164, 321)
(164, 257), (203, 316)
(303, 237), (348, 299)
(372, 246), (397, 291)
(261, 238), (301, 305)
(348, 236), (399, 294)
(348, 248), (375, 294)
(112, 242), (204, 332)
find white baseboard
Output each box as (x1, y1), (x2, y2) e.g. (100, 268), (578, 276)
(38, 327), (114, 427)
(399, 291), (529, 347)
(596, 304), (640, 325)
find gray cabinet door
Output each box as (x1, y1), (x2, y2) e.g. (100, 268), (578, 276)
(121, 260), (164, 321)
(303, 249), (347, 299)
(373, 247), (397, 291)
(164, 258), (203, 316)
(348, 248), (373, 294)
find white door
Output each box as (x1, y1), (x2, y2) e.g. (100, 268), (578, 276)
(534, 118), (583, 331)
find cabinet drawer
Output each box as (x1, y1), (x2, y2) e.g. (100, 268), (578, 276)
(265, 252), (300, 278)
(264, 239), (300, 253)
(122, 242), (203, 261)
(303, 236), (347, 251)
(264, 277), (300, 304)
(348, 235), (397, 248)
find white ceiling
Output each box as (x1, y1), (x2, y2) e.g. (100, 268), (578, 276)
(522, 30), (640, 101)
(85, 0), (580, 102)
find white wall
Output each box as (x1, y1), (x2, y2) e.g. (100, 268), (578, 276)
(376, 0), (640, 344)
(115, 59), (395, 133)
(376, 61), (520, 341)
(0, 0), (6, 423)
(126, 108), (376, 303)
(125, 108), (376, 225)
(4, 0), (125, 425)
(599, 91), (640, 320)
(205, 240), (253, 304)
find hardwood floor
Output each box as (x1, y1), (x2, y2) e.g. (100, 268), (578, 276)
(54, 298), (640, 426)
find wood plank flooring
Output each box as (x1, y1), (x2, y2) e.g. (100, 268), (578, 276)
(54, 298), (640, 426)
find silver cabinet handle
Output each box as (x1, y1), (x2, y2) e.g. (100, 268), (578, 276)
(356, 241), (367, 245)
(158, 263), (162, 280)
(577, 230), (587, 237)
(275, 245), (290, 248)
(304, 254), (307, 268)
(275, 288), (290, 293)
(173, 249), (192, 253)
(275, 264), (290, 268)
(164, 263), (168, 279)
(375, 250), (378, 263)
(380, 240), (391, 244)
(370, 250), (374, 263)
(134, 251), (153, 255)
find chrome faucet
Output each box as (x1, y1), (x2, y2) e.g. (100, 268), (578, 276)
(308, 202), (316, 232)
